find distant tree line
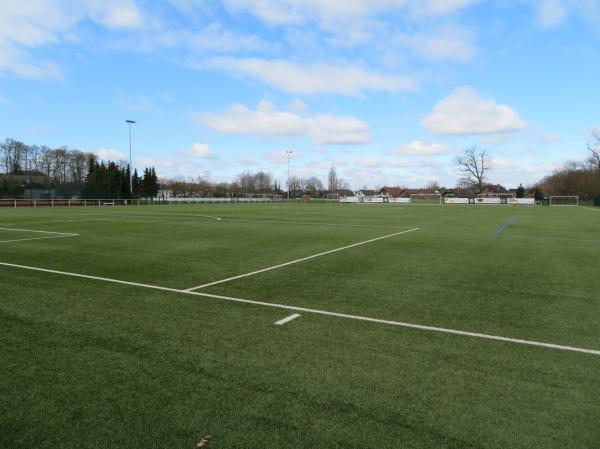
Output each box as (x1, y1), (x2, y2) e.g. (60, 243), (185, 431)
(536, 161), (600, 200)
(0, 138), (158, 199)
(535, 129), (600, 200)
(3, 134), (599, 202)
(160, 167), (350, 198)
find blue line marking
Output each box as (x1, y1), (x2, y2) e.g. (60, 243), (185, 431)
(493, 215), (516, 239)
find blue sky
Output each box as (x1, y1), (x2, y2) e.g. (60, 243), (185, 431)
(1, 0), (599, 189)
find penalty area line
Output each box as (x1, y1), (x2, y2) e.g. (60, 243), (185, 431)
(0, 234), (79, 244)
(184, 227), (420, 292)
(0, 261), (600, 357)
(0, 227), (78, 236)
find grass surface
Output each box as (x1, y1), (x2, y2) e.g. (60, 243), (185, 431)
(1, 203), (599, 448)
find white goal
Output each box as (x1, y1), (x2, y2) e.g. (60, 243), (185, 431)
(549, 196), (579, 206)
(410, 193), (441, 205)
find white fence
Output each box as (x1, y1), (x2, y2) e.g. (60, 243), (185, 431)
(475, 198), (502, 204)
(444, 198), (469, 204)
(0, 197), (274, 208)
(389, 198), (411, 203)
(362, 197), (384, 203)
(508, 198), (535, 205)
(0, 195), (549, 208)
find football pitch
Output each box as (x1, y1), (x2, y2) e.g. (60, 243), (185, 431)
(1, 203), (599, 448)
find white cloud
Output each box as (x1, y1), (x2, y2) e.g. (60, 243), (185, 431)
(94, 148), (127, 160)
(421, 86), (527, 136)
(205, 57), (416, 96)
(0, 0), (142, 79)
(187, 143), (215, 158)
(88, 2), (143, 29)
(0, 41), (63, 80)
(356, 156), (381, 168)
(139, 23), (271, 54)
(265, 150), (302, 165)
(0, 94), (8, 105)
(116, 94), (162, 113)
(395, 26), (474, 62)
(236, 154), (257, 165)
(534, 0), (600, 28)
(388, 158), (411, 167)
(537, 0), (567, 27)
(541, 134), (561, 142)
(196, 100), (371, 145)
(389, 140), (456, 155)
(223, 0), (478, 26)
(492, 159), (517, 170)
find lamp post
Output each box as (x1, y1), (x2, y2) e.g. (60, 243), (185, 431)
(126, 120), (136, 198)
(285, 150), (293, 201)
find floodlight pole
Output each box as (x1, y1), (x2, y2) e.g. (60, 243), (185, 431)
(286, 150), (293, 201)
(126, 120), (136, 198)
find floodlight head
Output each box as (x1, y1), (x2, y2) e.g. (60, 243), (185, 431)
(126, 120), (136, 124)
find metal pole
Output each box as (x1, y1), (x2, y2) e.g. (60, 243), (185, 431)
(128, 123), (133, 196)
(126, 120), (136, 198)
(286, 150), (293, 201)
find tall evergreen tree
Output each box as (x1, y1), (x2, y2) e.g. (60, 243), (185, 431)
(516, 184), (525, 198)
(141, 167), (150, 197)
(82, 154), (98, 198)
(150, 167), (159, 197)
(132, 168), (141, 198)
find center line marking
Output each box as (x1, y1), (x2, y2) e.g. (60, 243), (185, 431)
(184, 227), (419, 291)
(275, 314), (301, 325)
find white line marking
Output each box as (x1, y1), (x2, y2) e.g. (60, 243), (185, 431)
(184, 228), (419, 291)
(220, 218), (405, 229)
(275, 313), (301, 325)
(0, 234), (78, 244)
(1, 260), (599, 357)
(79, 213), (220, 221)
(507, 236), (600, 243)
(79, 213), (404, 229)
(0, 227), (77, 236)
(195, 214), (221, 221)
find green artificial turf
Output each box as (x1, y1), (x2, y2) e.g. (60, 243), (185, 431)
(1, 203), (599, 448)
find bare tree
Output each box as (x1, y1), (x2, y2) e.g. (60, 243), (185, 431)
(287, 175), (306, 194)
(587, 128), (600, 172)
(327, 167), (338, 193)
(456, 146), (491, 193)
(425, 180), (440, 191)
(304, 176), (324, 195)
(337, 178), (350, 191)
(0, 138), (27, 174)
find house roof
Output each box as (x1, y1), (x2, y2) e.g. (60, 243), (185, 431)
(379, 186), (404, 197)
(481, 184), (508, 193)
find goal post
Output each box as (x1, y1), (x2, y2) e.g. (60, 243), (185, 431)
(549, 196), (579, 206)
(410, 193), (442, 205)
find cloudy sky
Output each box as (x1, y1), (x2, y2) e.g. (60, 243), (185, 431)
(0, 0), (598, 188)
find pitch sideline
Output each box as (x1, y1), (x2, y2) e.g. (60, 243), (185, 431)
(1, 260), (599, 357)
